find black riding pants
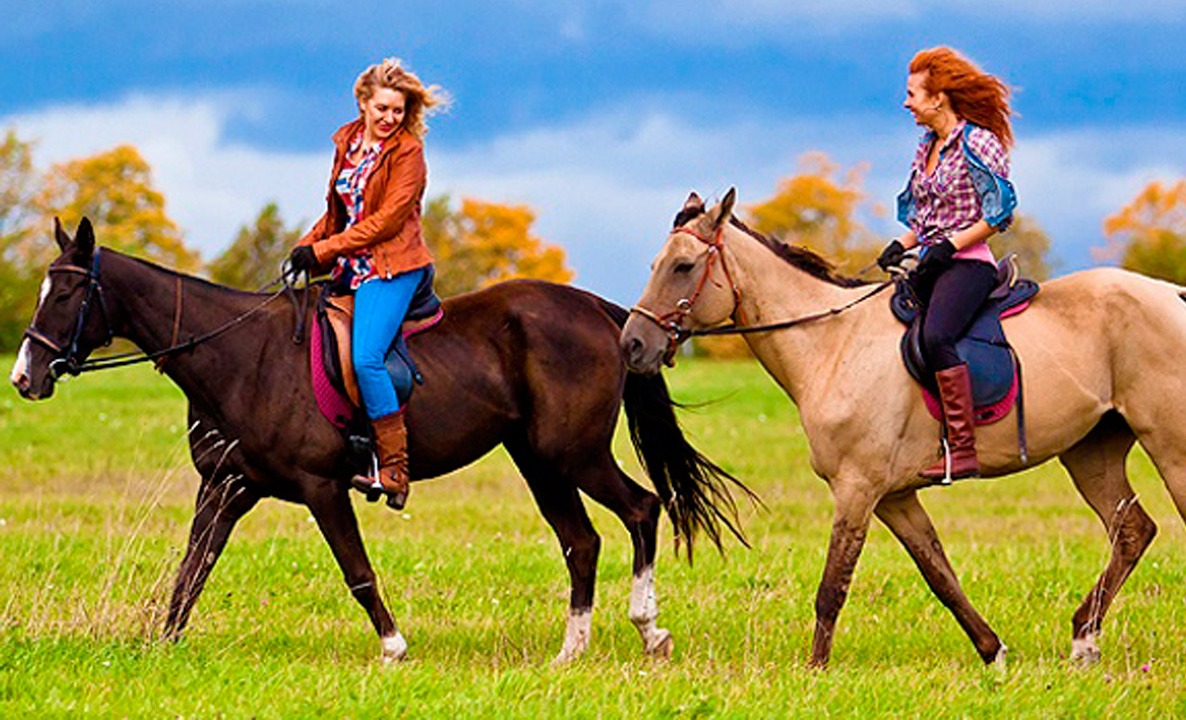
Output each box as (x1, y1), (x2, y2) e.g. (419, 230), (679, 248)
(916, 259), (998, 371)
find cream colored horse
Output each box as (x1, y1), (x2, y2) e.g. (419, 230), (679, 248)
(621, 188), (1186, 668)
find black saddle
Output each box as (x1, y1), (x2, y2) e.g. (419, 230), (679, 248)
(892, 256), (1039, 410)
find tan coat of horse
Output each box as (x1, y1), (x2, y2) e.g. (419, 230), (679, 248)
(622, 188), (1186, 668)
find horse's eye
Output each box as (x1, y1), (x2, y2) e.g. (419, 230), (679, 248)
(673, 262), (695, 275)
(52, 293), (71, 305)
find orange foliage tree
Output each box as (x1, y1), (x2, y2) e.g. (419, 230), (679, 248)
(1099, 179), (1186, 283)
(35, 145), (200, 272)
(745, 152), (883, 274)
(422, 195), (574, 297)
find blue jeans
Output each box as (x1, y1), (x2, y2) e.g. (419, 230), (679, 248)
(353, 268), (427, 420)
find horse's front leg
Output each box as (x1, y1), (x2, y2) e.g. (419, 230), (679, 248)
(164, 471), (260, 639)
(302, 479), (405, 662)
(809, 482), (878, 669)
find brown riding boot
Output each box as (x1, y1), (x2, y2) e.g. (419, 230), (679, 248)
(350, 411), (410, 509)
(920, 363), (981, 483)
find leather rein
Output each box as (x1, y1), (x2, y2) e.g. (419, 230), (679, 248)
(630, 224), (892, 363)
(22, 248), (294, 380)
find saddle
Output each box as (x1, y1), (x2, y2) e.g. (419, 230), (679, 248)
(310, 269), (444, 429)
(891, 255), (1039, 427)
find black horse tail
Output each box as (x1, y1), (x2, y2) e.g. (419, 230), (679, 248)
(598, 297), (758, 560)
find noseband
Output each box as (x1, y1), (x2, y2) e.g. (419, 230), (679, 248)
(629, 224), (744, 365)
(23, 249), (114, 380)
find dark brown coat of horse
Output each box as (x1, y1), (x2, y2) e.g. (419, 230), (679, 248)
(11, 219), (749, 663)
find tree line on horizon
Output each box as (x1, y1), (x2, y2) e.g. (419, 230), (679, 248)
(0, 128), (1183, 354)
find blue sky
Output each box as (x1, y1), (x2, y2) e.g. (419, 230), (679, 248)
(4, 1), (1185, 303)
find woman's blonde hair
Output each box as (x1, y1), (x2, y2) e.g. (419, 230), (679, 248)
(354, 58), (449, 139)
(910, 47), (1014, 149)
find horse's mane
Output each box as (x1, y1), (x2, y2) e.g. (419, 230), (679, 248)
(114, 249), (276, 298)
(671, 206), (871, 288)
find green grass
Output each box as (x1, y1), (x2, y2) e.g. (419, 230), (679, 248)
(2, 357), (1186, 717)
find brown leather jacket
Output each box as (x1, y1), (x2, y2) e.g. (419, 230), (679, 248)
(299, 119), (434, 277)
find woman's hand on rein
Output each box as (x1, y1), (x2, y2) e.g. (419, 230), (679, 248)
(289, 246), (318, 273)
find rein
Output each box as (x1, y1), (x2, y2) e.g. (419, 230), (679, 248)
(23, 248), (293, 379)
(630, 224), (891, 360)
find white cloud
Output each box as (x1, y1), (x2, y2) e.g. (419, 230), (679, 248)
(5, 93), (1184, 305)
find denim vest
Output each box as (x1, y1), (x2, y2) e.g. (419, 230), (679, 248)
(896, 124), (1017, 230)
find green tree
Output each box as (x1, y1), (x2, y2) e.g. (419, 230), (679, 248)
(35, 145), (200, 272)
(422, 195), (574, 297)
(209, 202), (301, 289)
(1099, 179), (1186, 283)
(0, 130), (45, 350)
(993, 213), (1054, 281)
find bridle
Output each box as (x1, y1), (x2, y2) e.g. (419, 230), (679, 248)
(629, 221), (893, 365)
(23, 248), (291, 381)
(629, 223), (746, 365)
(23, 250), (114, 380)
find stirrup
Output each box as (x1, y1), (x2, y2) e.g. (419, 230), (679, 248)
(349, 453), (385, 503)
(937, 438), (953, 486)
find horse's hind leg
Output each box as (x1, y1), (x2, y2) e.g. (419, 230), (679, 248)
(506, 441), (603, 664)
(874, 490), (1005, 665)
(570, 454), (670, 658)
(1058, 410), (1156, 665)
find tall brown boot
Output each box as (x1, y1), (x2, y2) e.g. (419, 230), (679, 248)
(920, 363), (980, 483)
(350, 411), (410, 509)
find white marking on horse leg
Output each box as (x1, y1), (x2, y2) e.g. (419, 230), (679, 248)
(1071, 634), (1100, 666)
(380, 632), (408, 663)
(991, 643), (1009, 671)
(9, 339), (31, 388)
(629, 564), (673, 657)
(551, 608), (592, 665)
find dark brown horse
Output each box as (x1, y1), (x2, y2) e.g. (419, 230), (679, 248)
(10, 218), (749, 663)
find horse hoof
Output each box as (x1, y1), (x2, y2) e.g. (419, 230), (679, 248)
(644, 629), (674, 659)
(381, 633), (408, 663)
(1071, 636), (1100, 666)
(386, 492), (407, 510)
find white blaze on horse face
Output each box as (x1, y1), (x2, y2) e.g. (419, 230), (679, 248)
(9, 338), (31, 387)
(38, 275), (52, 306)
(552, 608), (592, 665)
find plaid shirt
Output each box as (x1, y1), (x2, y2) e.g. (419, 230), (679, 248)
(907, 121), (1010, 263)
(331, 131), (384, 290)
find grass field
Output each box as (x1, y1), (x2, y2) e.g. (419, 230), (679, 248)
(2, 356), (1186, 717)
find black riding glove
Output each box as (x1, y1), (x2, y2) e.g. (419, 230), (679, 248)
(289, 245), (318, 273)
(917, 240), (957, 275)
(876, 239), (907, 271)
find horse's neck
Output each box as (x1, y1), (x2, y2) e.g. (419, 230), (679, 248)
(724, 230), (879, 402)
(102, 251), (274, 401)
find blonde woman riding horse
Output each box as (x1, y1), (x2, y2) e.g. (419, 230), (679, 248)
(623, 187), (1186, 668)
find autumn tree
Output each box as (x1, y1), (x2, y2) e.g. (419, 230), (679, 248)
(209, 202), (302, 289)
(993, 212), (1054, 281)
(0, 130), (43, 350)
(1099, 179), (1186, 283)
(744, 152), (883, 274)
(35, 145), (200, 272)
(423, 195), (573, 297)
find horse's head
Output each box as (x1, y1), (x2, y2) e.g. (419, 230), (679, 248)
(621, 188), (740, 374)
(10, 217), (110, 400)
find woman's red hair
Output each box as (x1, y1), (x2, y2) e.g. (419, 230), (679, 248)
(910, 47), (1014, 149)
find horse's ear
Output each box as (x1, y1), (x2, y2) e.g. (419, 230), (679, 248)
(683, 191), (704, 211)
(74, 217), (95, 260)
(53, 217), (70, 251)
(709, 187), (737, 228)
